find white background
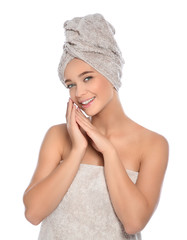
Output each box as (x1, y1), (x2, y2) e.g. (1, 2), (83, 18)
(0, 0), (186, 239)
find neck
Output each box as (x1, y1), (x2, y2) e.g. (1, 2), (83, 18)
(91, 90), (128, 136)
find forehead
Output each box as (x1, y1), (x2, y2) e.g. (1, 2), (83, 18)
(64, 58), (94, 78)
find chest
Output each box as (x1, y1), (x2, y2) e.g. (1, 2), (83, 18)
(63, 135), (142, 172)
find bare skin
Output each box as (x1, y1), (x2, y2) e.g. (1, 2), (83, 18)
(23, 59), (169, 234)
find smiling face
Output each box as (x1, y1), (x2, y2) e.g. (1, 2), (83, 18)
(64, 58), (115, 116)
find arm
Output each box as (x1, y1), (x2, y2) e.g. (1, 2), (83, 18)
(103, 134), (169, 234)
(23, 99), (88, 225)
(75, 109), (169, 235)
(23, 125), (86, 225)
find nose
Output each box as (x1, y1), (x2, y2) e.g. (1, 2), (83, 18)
(75, 83), (87, 98)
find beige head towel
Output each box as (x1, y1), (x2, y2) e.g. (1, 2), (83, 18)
(58, 13), (124, 91)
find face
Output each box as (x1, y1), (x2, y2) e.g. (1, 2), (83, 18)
(64, 58), (115, 116)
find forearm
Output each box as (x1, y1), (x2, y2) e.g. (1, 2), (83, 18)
(23, 148), (85, 225)
(103, 148), (149, 234)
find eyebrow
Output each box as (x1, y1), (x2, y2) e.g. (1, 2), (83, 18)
(64, 71), (94, 84)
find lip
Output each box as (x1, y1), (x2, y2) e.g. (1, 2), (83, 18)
(80, 97), (96, 109)
(79, 97), (95, 104)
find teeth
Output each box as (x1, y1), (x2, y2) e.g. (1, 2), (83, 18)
(82, 97), (95, 105)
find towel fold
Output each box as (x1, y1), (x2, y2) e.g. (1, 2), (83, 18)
(58, 13), (124, 91)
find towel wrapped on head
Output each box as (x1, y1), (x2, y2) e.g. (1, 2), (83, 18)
(58, 13), (124, 91)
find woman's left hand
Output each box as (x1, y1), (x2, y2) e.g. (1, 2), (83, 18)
(75, 108), (114, 154)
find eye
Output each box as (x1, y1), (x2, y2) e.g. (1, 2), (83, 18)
(84, 76), (93, 82)
(66, 84), (75, 89)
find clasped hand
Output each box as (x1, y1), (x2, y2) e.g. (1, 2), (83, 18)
(66, 98), (113, 154)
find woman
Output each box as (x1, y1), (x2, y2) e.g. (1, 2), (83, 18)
(23, 14), (169, 239)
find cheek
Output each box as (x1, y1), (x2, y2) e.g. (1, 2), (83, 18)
(94, 77), (113, 92)
(95, 78), (114, 98)
(69, 89), (77, 103)
(69, 90), (73, 99)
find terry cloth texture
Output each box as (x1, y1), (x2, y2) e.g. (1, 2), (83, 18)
(38, 163), (141, 240)
(58, 13), (125, 91)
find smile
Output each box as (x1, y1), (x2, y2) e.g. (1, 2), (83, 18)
(80, 97), (96, 108)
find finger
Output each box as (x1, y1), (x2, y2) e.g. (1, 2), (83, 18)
(78, 108), (91, 121)
(75, 116), (92, 132)
(77, 108), (88, 117)
(75, 116), (94, 140)
(75, 112), (93, 133)
(76, 109), (93, 128)
(75, 110), (88, 124)
(75, 114), (86, 129)
(70, 103), (77, 126)
(75, 113), (99, 141)
(67, 98), (73, 125)
(65, 101), (69, 120)
(77, 108), (91, 122)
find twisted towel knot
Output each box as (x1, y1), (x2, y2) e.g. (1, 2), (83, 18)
(58, 13), (124, 91)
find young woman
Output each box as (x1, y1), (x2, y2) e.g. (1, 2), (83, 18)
(23, 14), (169, 239)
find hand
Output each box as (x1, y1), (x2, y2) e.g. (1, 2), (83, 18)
(66, 98), (88, 151)
(75, 108), (114, 154)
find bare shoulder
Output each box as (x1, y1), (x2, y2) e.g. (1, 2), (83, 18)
(42, 124), (67, 152)
(128, 119), (169, 150)
(47, 123), (68, 141)
(129, 122), (169, 217)
(140, 126), (169, 157)
(135, 123), (169, 173)
(47, 123), (68, 137)
(25, 123), (70, 192)
(127, 118), (169, 168)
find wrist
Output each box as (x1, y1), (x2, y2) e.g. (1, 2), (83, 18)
(71, 146), (87, 158)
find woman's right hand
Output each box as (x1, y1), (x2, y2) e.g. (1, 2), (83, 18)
(66, 98), (88, 152)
